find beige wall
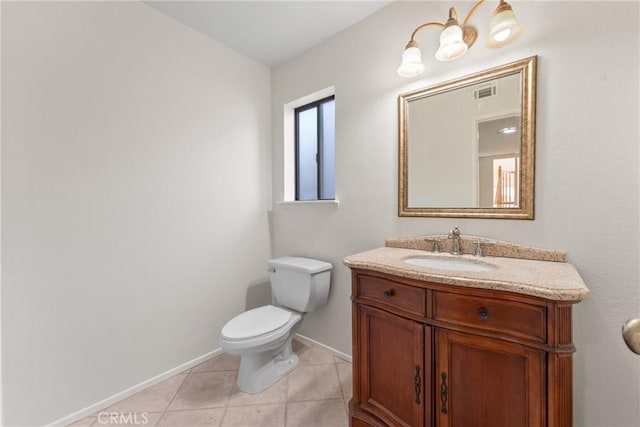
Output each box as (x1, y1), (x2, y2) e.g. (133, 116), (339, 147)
(271, 1), (639, 426)
(1, 2), (271, 425)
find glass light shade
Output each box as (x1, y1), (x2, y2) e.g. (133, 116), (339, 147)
(487, 9), (523, 48)
(397, 46), (425, 77)
(435, 25), (468, 62)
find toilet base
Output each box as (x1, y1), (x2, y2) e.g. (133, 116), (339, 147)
(236, 339), (299, 394)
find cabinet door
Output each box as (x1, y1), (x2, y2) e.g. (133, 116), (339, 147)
(436, 329), (545, 427)
(356, 305), (429, 427)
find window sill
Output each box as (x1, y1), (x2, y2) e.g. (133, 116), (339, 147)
(278, 200), (340, 208)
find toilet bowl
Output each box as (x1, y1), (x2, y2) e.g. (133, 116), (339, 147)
(220, 305), (302, 393)
(220, 257), (332, 394)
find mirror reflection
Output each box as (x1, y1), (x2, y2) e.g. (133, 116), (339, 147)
(399, 56), (536, 219)
(477, 114), (520, 208)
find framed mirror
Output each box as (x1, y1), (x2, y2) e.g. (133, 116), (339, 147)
(399, 56), (536, 219)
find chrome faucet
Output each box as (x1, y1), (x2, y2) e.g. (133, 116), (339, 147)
(448, 226), (462, 255)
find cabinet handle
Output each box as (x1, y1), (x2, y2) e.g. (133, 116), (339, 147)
(478, 308), (489, 320)
(440, 372), (448, 414)
(414, 365), (421, 404)
(383, 290), (393, 298)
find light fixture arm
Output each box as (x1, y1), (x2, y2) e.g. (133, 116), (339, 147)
(406, 22), (445, 48)
(461, 0), (488, 30)
(406, 5), (481, 52)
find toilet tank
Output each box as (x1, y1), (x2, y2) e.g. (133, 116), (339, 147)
(267, 257), (332, 312)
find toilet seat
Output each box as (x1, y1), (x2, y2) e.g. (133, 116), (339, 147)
(221, 305), (293, 341)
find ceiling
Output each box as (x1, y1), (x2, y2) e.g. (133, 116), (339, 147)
(145, 1), (393, 67)
(478, 116), (520, 157)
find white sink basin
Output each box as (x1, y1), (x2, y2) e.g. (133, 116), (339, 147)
(403, 257), (495, 272)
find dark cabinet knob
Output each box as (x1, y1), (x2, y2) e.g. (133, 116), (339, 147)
(384, 290), (393, 298)
(478, 308), (489, 320)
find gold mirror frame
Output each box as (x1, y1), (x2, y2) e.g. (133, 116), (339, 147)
(399, 56), (537, 219)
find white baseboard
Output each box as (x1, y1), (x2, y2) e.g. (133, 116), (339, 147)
(47, 349), (222, 427)
(295, 333), (352, 363)
(50, 336), (351, 426)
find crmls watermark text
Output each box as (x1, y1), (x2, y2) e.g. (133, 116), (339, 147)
(97, 412), (149, 425)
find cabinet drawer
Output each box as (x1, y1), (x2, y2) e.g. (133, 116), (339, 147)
(433, 291), (546, 343)
(356, 275), (426, 317)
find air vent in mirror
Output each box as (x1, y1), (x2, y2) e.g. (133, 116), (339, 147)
(473, 84), (497, 100)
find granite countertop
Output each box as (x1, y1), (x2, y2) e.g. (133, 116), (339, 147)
(343, 244), (591, 302)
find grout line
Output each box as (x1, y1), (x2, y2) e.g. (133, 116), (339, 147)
(286, 397), (345, 404)
(159, 370), (190, 414)
(333, 361), (344, 401)
(218, 401), (229, 427)
(283, 368), (289, 427)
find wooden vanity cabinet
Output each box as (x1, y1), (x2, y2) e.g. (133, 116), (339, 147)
(355, 305), (429, 427)
(435, 329), (545, 427)
(350, 269), (577, 427)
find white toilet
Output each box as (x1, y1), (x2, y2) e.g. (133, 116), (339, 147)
(220, 256), (332, 394)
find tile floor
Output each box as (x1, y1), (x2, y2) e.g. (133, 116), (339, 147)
(69, 340), (352, 427)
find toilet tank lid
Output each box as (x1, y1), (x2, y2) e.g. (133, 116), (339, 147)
(267, 257), (332, 274)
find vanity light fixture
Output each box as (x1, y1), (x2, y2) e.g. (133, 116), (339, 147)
(397, 0), (524, 77)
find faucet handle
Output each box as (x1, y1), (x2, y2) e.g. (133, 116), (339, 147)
(426, 238), (441, 253)
(473, 241), (495, 257)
